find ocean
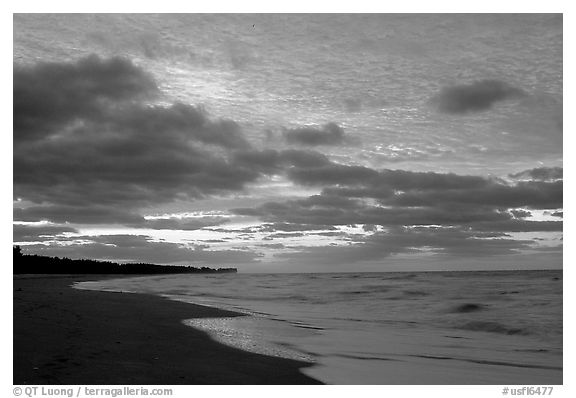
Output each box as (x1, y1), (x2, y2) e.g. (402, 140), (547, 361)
(75, 270), (562, 384)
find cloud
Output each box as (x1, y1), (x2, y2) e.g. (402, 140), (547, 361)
(22, 235), (262, 265)
(225, 39), (257, 70)
(12, 55), (562, 267)
(234, 166), (562, 234)
(14, 205), (231, 230)
(288, 164), (379, 186)
(433, 79), (525, 114)
(274, 226), (536, 265)
(13, 224), (78, 242)
(232, 149), (331, 174)
(469, 220), (562, 232)
(113, 103), (251, 150)
(16, 56), (373, 233)
(143, 216), (230, 231)
(510, 209), (532, 218)
(510, 167), (563, 181)
(278, 161), (562, 211)
(287, 165), (562, 211)
(283, 122), (348, 146)
(14, 205), (145, 225)
(231, 160), (562, 263)
(256, 243), (286, 249)
(343, 98), (363, 113)
(389, 180), (562, 209)
(264, 232), (305, 239)
(14, 55), (259, 223)
(375, 169), (491, 191)
(14, 55), (158, 142)
(234, 196), (511, 227)
(286, 165), (490, 192)
(255, 223), (337, 232)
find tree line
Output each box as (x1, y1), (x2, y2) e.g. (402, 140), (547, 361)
(13, 246), (237, 275)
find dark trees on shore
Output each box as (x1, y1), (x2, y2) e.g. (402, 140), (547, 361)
(12, 246), (237, 275)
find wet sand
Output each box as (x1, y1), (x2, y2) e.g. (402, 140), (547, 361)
(13, 275), (322, 385)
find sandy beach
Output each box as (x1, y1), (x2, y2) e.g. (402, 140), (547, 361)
(13, 275), (321, 385)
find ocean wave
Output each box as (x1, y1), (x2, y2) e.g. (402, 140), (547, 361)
(458, 321), (529, 335)
(409, 354), (561, 370)
(332, 353), (399, 362)
(451, 303), (487, 313)
(402, 290), (429, 297)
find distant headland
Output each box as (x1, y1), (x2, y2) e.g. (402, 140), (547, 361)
(13, 246), (237, 275)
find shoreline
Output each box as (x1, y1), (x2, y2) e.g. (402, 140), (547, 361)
(13, 274), (322, 385)
(64, 271), (563, 385)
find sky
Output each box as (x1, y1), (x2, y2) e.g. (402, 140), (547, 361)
(12, 14), (563, 272)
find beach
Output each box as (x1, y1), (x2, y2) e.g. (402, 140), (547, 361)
(13, 275), (321, 385)
(74, 271), (563, 385)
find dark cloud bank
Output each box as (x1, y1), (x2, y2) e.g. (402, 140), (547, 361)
(510, 167), (563, 181)
(14, 55), (253, 211)
(233, 163), (562, 262)
(13, 56), (562, 265)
